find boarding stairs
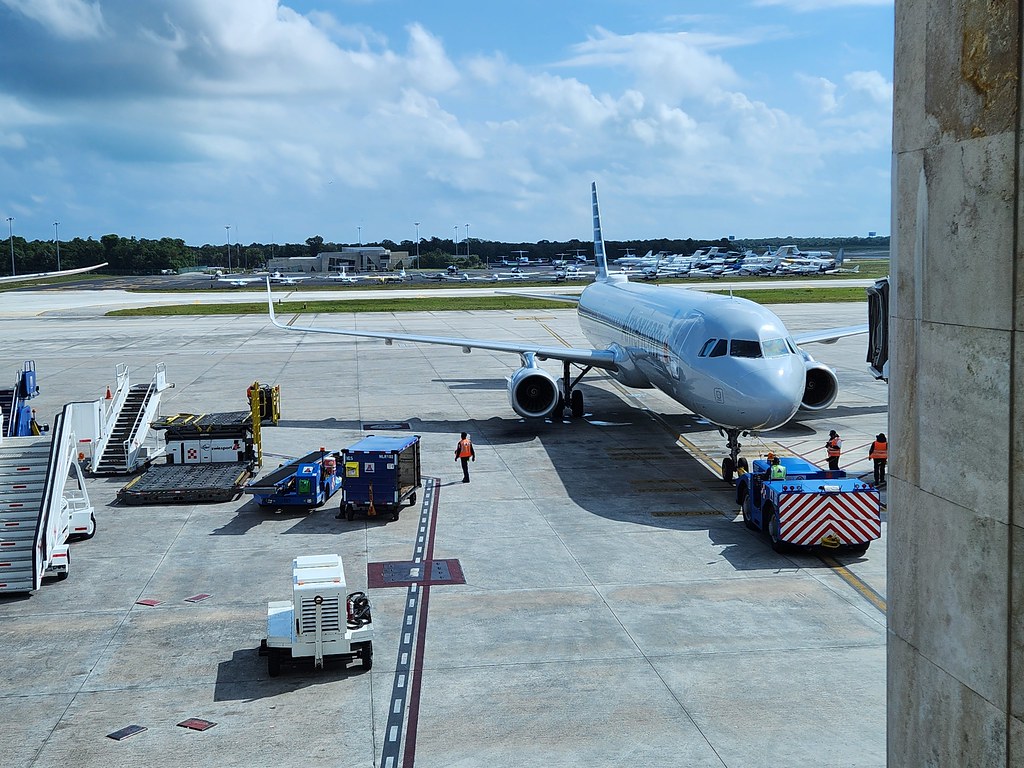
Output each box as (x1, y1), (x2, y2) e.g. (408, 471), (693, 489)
(0, 404), (95, 593)
(92, 362), (171, 475)
(0, 361), (39, 438)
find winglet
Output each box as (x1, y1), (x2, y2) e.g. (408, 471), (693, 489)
(592, 182), (609, 281)
(266, 278), (284, 328)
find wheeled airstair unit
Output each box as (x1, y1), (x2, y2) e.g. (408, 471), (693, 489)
(0, 403), (96, 594)
(0, 361), (44, 437)
(78, 362), (173, 475)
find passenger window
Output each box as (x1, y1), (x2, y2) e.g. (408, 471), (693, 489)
(709, 339), (728, 357)
(730, 339), (762, 358)
(699, 339), (718, 357)
(762, 338), (789, 358)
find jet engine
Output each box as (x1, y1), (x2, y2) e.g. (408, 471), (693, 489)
(508, 365), (561, 419)
(801, 360), (839, 411)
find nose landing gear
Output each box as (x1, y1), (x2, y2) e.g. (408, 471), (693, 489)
(720, 428), (749, 483)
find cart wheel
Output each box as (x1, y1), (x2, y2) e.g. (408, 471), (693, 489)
(84, 512), (97, 540)
(268, 652), (281, 678)
(361, 646), (373, 670)
(56, 549), (70, 581)
(346, 505), (355, 521)
(408, 492), (417, 507)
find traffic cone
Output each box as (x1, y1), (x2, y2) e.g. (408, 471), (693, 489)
(105, 386), (112, 399)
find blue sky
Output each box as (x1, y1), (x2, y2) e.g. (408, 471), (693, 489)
(0, 0), (893, 247)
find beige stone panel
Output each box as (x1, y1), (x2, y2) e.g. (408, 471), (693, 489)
(888, 316), (918, 485)
(916, 321), (1010, 517)
(1016, 337), (1024, 507)
(888, 633), (1006, 766)
(919, 134), (1016, 331)
(894, 0), (929, 153)
(890, 149), (921, 324)
(923, 0), (1018, 143)
(1012, 714), (1024, 768)
(888, 488), (1008, 703)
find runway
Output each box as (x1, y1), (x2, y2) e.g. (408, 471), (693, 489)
(0, 296), (887, 767)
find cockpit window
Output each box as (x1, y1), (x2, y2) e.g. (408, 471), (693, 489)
(762, 338), (790, 358)
(709, 339), (728, 357)
(730, 339), (762, 358)
(698, 339), (718, 357)
(786, 337), (799, 354)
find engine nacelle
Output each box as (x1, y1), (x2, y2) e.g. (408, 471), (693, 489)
(508, 366), (561, 419)
(801, 361), (839, 411)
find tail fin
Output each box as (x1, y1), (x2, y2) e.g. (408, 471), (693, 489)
(592, 182), (611, 281)
(836, 247), (845, 267)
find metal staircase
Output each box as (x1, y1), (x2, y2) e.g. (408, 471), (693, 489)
(91, 362), (171, 475)
(0, 404), (94, 593)
(0, 361), (39, 437)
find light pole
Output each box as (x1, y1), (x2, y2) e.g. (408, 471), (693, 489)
(6, 217), (13, 276)
(414, 222), (420, 267)
(225, 225), (231, 272)
(465, 223), (470, 259)
(453, 225), (458, 259)
(357, 226), (361, 246)
(53, 221), (60, 272)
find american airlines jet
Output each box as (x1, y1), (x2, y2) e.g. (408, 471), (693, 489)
(267, 183), (864, 481)
(0, 262), (107, 285)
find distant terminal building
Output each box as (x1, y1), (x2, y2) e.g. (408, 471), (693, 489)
(266, 247), (409, 274)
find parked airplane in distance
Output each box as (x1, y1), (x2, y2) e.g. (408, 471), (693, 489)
(0, 262), (108, 285)
(266, 183), (865, 480)
(218, 276), (261, 287)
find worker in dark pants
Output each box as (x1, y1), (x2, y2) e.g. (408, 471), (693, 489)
(455, 432), (475, 483)
(825, 430), (843, 471)
(869, 433), (888, 485)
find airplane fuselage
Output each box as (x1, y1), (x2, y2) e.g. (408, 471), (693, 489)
(574, 279), (806, 431)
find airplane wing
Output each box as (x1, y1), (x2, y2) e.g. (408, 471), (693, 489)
(792, 324), (868, 345)
(0, 262), (108, 285)
(265, 281), (617, 369)
(495, 290), (582, 304)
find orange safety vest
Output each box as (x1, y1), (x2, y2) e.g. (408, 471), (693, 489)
(826, 437), (842, 457)
(457, 439), (473, 458)
(869, 440), (887, 459)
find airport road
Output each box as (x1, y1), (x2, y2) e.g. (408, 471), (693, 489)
(0, 299), (887, 768)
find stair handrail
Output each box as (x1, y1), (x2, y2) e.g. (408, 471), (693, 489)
(121, 362), (167, 470)
(34, 407), (74, 589)
(93, 364), (132, 471)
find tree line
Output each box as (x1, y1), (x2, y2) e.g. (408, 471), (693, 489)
(1, 232), (889, 276)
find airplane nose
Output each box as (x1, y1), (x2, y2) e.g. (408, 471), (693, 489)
(735, 363), (804, 429)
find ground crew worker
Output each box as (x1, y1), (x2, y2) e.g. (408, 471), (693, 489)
(455, 432), (475, 483)
(869, 433), (888, 486)
(825, 430), (842, 471)
(769, 456), (787, 480)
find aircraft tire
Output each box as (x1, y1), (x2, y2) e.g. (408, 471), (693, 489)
(570, 389), (584, 418)
(722, 457), (735, 483)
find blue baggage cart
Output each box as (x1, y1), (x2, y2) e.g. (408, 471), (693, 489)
(340, 435), (421, 521)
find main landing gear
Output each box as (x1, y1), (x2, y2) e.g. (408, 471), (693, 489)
(720, 428), (749, 483)
(559, 361), (591, 419)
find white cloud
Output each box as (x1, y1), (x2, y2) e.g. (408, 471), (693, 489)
(1, 0), (106, 40)
(845, 69), (892, 105)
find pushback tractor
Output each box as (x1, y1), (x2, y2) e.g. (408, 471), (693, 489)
(259, 554), (373, 677)
(735, 456), (881, 554)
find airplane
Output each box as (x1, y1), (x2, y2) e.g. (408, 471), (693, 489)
(269, 272), (311, 286)
(266, 183), (865, 481)
(218, 276), (261, 287)
(326, 267), (358, 283)
(0, 262), (108, 285)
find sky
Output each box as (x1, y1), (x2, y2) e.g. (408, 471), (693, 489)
(0, 0), (894, 247)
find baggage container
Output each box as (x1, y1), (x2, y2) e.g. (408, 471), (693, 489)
(340, 435), (421, 521)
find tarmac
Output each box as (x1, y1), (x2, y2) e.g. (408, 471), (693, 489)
(0, 290), (888, 768)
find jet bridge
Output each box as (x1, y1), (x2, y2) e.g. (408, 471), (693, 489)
(0, 403), (96, 593)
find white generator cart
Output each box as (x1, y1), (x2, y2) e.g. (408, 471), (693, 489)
(260, 554), (373, 677)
